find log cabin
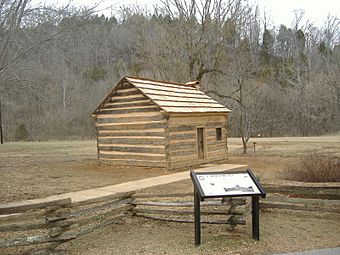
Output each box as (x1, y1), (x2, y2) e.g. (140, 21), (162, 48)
(92, 76), (231, 169)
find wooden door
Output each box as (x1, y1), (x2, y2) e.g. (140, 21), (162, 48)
(197, 128), (205, 159)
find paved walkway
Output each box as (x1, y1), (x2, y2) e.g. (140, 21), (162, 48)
(273, 247), (340, 255)
(0, 163), (246, 210)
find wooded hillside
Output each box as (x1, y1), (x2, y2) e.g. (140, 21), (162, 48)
(1, 0), (339, 142)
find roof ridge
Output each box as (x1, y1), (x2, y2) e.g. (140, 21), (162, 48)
(92, 76), (231, 115)
(125, 76), (187, 87)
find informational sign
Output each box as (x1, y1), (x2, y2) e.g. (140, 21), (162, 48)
(195, 172), (261, 197)
(190, 169), (266, 246)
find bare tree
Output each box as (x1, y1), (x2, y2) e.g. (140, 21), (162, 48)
(1, 0), (339, 142)
(133, 0), (254, 82)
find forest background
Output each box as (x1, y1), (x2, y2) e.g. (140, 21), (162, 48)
(1, 0), (339, 147)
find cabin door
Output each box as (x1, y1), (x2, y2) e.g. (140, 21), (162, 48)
(197, 127), (206, 159)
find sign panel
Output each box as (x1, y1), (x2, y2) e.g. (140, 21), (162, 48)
(196, 172), (261, 197)
(191, 170), (266, 198)
(190, 169), (266, 245)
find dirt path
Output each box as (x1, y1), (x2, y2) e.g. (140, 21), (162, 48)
(0, 163), (246, 210)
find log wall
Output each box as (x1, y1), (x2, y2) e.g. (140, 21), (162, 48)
(95, 82), (167, 167)
(94, 81), (229, 169)
(168, 114), (228, 169)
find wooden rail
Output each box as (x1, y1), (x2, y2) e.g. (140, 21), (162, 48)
(264, 183), (340, 200)
(261, 182), (340, 213)
(130, 193), (248, 227)
(0, 192), (134, 254)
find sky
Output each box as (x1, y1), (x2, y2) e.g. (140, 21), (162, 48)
(255, 0), (340, 27)
(32, 0), (340, 28)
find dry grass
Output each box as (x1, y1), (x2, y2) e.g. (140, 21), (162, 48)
(2, 138), (340, 254)
(285, 154), (340, 182)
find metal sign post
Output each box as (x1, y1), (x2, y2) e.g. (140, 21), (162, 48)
(252, 195), (260, 240)
(190, 169), (266, 246)
(194, 187), (201, 246)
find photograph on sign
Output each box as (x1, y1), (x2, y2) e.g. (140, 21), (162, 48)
(196, 173), (261, 196)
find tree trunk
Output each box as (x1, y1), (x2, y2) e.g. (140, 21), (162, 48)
(239, 80), (248, 154)
(0, 101), (3, 144)
(242, 142), (247, 154)
(62, 78), (66, 116)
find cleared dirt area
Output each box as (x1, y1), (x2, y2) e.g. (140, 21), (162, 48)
(68, 211), (340, 255)
(1, 136), (340, 254)
(1, 136), (339, 203)
(229, 136), (340, 157)
(0, 141), (169, 203)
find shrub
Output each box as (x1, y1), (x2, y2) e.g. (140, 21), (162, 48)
(15, 123), (29, 141)
(285, 154), (340, 182)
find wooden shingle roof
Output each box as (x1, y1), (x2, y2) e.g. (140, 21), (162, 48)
(93, 76), (231, 115)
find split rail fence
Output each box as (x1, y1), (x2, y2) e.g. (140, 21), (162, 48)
(0, 192), (134, 254)
(0, 191), (250, 254)
(130, 192), (249, 228)
(261, 182), (340, 213)
(1, 182), (339, 254)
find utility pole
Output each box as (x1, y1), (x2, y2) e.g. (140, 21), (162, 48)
(0, 100), (3, 144)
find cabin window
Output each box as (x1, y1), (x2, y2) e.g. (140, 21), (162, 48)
(216, 128), (222, 141)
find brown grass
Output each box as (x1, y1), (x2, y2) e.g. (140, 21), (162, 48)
(285, 154), (340, 182)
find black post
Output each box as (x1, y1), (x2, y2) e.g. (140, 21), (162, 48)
(194, 188), (201, 246)
(252, 195), (260, 240)
(0, 101), (3, 144)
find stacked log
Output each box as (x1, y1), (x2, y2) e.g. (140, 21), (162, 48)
(95, 83), (167, 167)
(167, 114), (228, 169)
